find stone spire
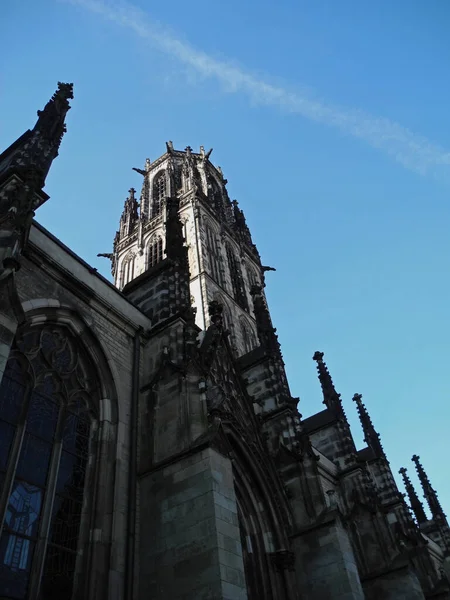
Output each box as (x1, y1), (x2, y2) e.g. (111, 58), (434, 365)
(352, 393), (385, 459)
(399, 467), (427, 524)
(0, 82), (73, 281)
(312, 352), (346, 419)
(312, 352), (358, 466)
(412, 455), (447, 523)
(119, 188), (139, 237)
(0, 82), (73, 189)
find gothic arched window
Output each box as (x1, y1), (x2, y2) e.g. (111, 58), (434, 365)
(246, 265), (258, 288)
(205, 224), (223, 286)
(147, 236), (163, 269)
(226, 245), (248, 311)
(209, 179), (225, 221)
(0, 324), (100, 599)
(212, 294), (238, 356)
(152, 171), (166, 218)
(240, 319), (257, 355)
(121, 253), (135, 288)
(174, 167), (182, 193)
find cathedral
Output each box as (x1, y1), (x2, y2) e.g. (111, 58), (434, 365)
(0, 82), (449, 600)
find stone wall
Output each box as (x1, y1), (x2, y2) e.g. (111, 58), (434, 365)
(139, 447), (247, 600)
(10, 222), (151, 600)
(293, 516), (365, 600)
(363, 566), (425, 600)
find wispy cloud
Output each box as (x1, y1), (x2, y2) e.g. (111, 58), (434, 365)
(67, 0), (450, 177)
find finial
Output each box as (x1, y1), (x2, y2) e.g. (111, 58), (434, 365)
(185, 145), (192, 156)
(0, 82), (74, 281)
(352, 393), (385, 458)
(412, 455), (447, 522)
(166, 141), (173, 153)
(35, 82), (73, 144)
(4, 82), (74, 187)
(399, 466), (427, 524)
(128, 188), (136, 200)
(312, 352), (344, 417)
(36, 82), (73, 120)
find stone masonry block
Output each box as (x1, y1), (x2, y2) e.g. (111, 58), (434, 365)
(172, 457), (211, 483)
(217, 548), (245, 571)
(222, 580), (247, 600)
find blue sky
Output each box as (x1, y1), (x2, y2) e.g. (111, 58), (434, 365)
(2, 0), (450, 515)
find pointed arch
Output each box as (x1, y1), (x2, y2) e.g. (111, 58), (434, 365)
(245, 263), (259, 288)
(226, 244), (248, 310)
(0, 305), (119, 599)
(208, 176), (226, 220)
(151, 170), (167, 218)
(212, 293), (236, 353)
(120, 251), (136, 288)
(203, 219), (224, 286)
(222, 424), (293, 600)
(146, 235), (164, 269)
(240, 317), (257, 355)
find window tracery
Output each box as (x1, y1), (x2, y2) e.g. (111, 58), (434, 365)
(204, 224), (223, 286)
(147, 236), (163, 269)
(240, 319), (257, 354)
(226, 245), (248, 310)
(152, 171), (166, 218)
(121, 253), (135, 288)
(0, 324), (100, 599)
(209, 178), (225, 220)
(246, 265), (258, 288)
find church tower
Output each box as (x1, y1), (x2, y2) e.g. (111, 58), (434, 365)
(111, 143), (262, 356)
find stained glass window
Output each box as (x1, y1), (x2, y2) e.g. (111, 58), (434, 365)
(0, 324), (99, 599)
